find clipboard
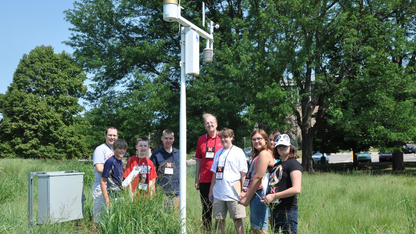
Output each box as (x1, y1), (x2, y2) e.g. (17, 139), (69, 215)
(232, 181), (242, 197)
(226, 181), (242, 201)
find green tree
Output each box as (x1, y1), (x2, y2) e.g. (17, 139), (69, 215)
(64, 0), (295, 153)
(64, 0), (416, 172)
(0, 46), (88, 159)
(313, 0), (416, 170)
(259, 0), (416, 172)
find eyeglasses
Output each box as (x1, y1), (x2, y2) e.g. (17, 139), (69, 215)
(205, 122), (216, 126)
(251, 137), (264, 142)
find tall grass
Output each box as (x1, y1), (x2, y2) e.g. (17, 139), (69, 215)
(0, 158), (415, 233)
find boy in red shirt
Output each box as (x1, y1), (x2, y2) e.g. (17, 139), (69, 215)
(123, 136), (157, 201)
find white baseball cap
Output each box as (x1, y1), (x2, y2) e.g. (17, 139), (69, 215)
(274, 134), (291, 147)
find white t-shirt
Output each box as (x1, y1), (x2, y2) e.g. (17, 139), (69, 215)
(210, 145), (248, 201)
(92, 143), (114, 192)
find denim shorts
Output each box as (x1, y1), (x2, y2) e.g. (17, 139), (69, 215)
(272, 209), (298, 234)
(249, 190), (269, 230)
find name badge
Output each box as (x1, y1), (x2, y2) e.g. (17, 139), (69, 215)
(216, 172), (223, 180)
(205, 146), (215, 159)
(138, 183), (148, 191)
(205, 151), (214, 159)
(165, 162), (174, 174)
(164, 167), (173, 174)
(216, 166), (224, 180)
(243, 179), (250, 187)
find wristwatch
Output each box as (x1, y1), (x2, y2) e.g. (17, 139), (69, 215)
(242, 188), (247, 192)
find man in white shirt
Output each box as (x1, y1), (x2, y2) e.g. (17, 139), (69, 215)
(92, 127), (118, 223)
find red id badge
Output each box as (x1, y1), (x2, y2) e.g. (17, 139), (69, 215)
(205, 146), (215, 159)
(164, 162), (174, 175)
(216, 166), (224, 180)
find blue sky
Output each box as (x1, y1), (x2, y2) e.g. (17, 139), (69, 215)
(0, 1), (77, 95)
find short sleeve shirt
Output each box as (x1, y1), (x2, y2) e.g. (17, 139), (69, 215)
(273, 158), (302, 210)
(123, 156), (157, 198)
(150, 147), (180, 196)
(102, 156), (124, 192)
(92, 143), (114, 192)
(210, 146), (248, 201)
(195, 133), (223, 183)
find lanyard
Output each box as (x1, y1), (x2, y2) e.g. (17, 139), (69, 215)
(246, 156), (257, 180)
(139, 157), (150, 183)
(206, 134), (218, 149)
(246, 149), (272, 180)
(217, 146), (233, 168)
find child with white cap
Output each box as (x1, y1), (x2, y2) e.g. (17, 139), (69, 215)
(262, 134), (303, 234)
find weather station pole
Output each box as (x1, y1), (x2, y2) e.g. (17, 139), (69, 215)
(163, 1), (218, 233)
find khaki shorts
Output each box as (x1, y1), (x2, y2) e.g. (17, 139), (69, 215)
(213, 198), (246, 219)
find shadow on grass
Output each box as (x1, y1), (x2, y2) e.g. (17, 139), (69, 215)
(312, 162), (416, 176)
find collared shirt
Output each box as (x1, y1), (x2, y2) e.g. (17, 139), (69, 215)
(195, 133), (223, 183)
(150, 147), (180, 195)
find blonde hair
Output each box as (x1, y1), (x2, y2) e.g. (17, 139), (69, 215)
(202, 113), (217, 123)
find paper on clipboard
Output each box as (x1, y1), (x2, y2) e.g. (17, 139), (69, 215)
(122, 166), (142, 187)
(232, 181), (242, 197)
(226, 181), (242, 201)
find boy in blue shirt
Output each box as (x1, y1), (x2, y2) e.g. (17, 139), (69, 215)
(100, 139), (128, 207)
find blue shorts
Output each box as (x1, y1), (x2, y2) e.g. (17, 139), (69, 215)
(273, 209), (299, 234)
(249, 190), (269, 230)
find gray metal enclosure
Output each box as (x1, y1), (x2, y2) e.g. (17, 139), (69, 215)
(28, 171), (84, 226)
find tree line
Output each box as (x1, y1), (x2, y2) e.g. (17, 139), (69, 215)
(1, 0), (415, 172)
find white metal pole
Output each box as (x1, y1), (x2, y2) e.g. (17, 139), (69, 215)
(179, 26), (187, 234)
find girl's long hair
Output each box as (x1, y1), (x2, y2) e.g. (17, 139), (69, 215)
(250, 129), (272, 159)
(273, 145), (298, 160)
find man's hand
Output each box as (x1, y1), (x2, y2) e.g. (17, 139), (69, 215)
(195, 181), (200, 190)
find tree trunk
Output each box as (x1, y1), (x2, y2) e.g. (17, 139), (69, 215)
(392, 150), (405, 171)
(301, 128), (315, 173)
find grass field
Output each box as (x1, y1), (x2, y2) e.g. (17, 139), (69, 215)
(0, 158), (415, 233)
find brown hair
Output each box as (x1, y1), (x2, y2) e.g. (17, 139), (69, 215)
(273, 145), (298, 160)
(250, 129), (272, 158)
(105, 126), (118, 135)
(162, 129), (174, 136)
(218, 127), (234, 140)
(136, 136), (149, 145)
(269, 130), (281, 139)
(113, 139), (128, 150)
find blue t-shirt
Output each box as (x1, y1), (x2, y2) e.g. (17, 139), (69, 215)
(102, 156), (124, 193)
(150, 147), (180, 196)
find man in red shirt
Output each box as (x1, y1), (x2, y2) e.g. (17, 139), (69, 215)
(195, 113), (223, 230)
